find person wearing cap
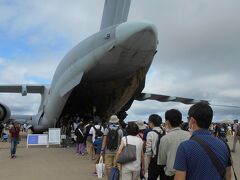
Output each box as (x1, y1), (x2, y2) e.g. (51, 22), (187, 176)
(136, 120), (147, 140)
(101, 115), (123, 178)
(157, 109), (190, 180)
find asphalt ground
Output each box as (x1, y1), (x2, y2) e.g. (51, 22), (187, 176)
(0, 133), (239, 180)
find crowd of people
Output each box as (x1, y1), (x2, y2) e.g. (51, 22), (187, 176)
(1, 102), (239, 180)
(63, 102), (239, 180)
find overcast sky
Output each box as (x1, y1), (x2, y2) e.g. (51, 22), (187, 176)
(0, 0), (239, 122)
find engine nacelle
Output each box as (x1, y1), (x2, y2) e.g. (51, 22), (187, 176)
(0, 103), (11, 124)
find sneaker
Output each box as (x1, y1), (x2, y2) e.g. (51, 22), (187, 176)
(81, 153), (85, 156)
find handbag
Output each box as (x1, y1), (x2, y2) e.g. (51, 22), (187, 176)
(117, 136), (136, 164)
(96, 155), (105, 178)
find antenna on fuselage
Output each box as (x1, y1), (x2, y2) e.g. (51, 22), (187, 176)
(100, 0), (131, 30)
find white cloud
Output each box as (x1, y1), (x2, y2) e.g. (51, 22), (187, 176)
(0, 93), (40, 115)
(0, 0), (240, 121)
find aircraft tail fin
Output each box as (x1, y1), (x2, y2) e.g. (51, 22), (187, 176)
(100, 0), (131, 30)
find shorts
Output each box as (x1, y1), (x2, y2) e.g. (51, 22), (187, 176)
(105, 153), (116, 169)
(95, 154), (100, 164)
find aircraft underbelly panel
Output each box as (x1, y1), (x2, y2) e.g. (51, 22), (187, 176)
(62, 66), (148, 119)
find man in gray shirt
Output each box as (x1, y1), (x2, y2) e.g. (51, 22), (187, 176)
(158, 109), (190, 180)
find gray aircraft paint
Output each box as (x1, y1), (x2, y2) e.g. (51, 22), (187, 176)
(0, 0), (210, 133)
(100, 0), (131, 30)
(34, 22), (157, 132)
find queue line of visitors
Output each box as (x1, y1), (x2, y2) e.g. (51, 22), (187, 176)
(71, 102), (236, 180)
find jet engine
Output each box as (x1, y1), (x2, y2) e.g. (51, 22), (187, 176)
(0, 103), (11, 124)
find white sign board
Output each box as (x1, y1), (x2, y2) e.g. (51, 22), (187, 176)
(48, 128), (61, 145)
(27, 134), (48, 148)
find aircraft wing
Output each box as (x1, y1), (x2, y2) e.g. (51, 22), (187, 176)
(0, 85), (46, 96)
(135, 93), (209, 105)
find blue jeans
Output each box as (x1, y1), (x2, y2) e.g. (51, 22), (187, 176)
(11, 137), (18, 156)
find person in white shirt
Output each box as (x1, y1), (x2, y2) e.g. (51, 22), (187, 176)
(89, 122), (104, 143)
(115, 122), (144, 180)
(158, 109), (190, 180)
(145, 114), (165, 180)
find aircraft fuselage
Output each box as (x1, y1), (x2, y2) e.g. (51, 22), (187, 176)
(32, 22), (158, 132)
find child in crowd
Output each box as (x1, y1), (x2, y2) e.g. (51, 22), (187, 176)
(2, 132), (8, 142)
(92, 130), (104, 176)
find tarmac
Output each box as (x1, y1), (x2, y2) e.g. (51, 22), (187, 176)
(0, 133), (239, 180)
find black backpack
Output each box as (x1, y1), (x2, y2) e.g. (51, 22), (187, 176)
(93, 125), (103, 138)
(152, 128), (165, 158)
(107, 127), (120, 151)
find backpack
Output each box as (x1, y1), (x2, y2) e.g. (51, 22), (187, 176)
(152, 128), (165, 158)
(236, 124), (240, 136)
(93, 125), (103, 138)
(85, 124), (92, 136)
(107, 127), (120, 151)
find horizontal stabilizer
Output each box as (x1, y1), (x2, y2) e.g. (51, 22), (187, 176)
(135, 93), (209, 105)
(0, 85), (46, 96)
(135, 93), (240, 108)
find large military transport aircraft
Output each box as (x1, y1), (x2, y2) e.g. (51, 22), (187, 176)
(0, 0), (210, 132)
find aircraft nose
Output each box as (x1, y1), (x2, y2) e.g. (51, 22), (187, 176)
(115, 22), (158, 51)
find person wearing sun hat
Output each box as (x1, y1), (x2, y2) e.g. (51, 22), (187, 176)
(135, 120), (147, 139)
(101, 115), (123, 178)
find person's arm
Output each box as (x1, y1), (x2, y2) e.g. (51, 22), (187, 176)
(174, 143), (188, 180)
(158, 137), (167, 165)
(225, 166), (231, 180)
(8, 127), (12, 142)
(141, 143), (145, 175)
(114, 138), (124, 166)
(145, 132), (152, 156)
(174, 171), (186, 180)
(100, 135), (107, 155)
(101, 129), (108, 155)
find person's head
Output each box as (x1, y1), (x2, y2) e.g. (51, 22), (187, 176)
(188, 102), (213, 131)
(136, 120), (147, 132)
(234, 119), (239, 124)
(126, 122), (139, 136)
(148, 114), (162, 128)
(165, 109), (182, 129)
(12, 121), (18, 127)
(79, 122), (84, 128)
(108, 115), (119, 125)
